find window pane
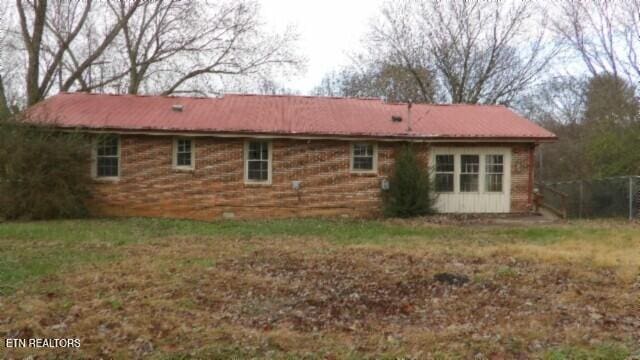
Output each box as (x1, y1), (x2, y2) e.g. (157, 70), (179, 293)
(248, 160), (268, 181)
(353, 143), (372, 156)
(459, 155), (479, 192)
(461, 155), (479, 173)
(96, 136), (119, 177)
(484, 155), (503, 192)
(434, 154), (454, 192)
(460, 174), (479, 192)
(178, 139), (191, 153)
(97, 157), (118, 177)
(97, 137), (118, 156)
(248, 142), (258, 159)
(353, 157), (373, 170)
(175, 139), (192, 167)
(435, 173), (454, 192)
(352, 143), (374, 171)
(435, 155), (454, 172)
(486, 174), (503, 192)
(486, 155), (503, 174)
(248, 141), (268, 160)
(246, 141), (269, 181)
(248, 161), (260, 171)
(177, 152), (191, 166)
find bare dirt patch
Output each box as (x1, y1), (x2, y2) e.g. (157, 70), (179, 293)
(1, 236), (639, 358)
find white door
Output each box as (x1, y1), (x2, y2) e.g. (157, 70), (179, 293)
(431, 147), (511, 213)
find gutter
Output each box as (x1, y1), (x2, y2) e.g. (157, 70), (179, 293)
(46, 125), (558, 143)
(407, 101), (413, 132)
(528, 144), (535, 208)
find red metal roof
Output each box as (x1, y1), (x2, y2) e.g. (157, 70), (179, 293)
(25, 92), (557, 141)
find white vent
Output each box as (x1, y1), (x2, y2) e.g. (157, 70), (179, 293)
(381, 178), (390, 190)
(172, 104), (184, 112)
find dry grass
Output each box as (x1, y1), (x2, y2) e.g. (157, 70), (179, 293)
(0, 218), (639, 358)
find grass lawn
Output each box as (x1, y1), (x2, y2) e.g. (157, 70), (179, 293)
(0, 218), (639, 358)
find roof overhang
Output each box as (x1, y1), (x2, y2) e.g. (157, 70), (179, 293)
(51, 125), (558, 143)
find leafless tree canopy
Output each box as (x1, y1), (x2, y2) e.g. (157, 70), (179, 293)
(111, 0), (300, 96)
(366, 0), (560, 105)
(313, 60), (437, 103)
(1, 0), (301, 108)
(0, 3), (11, 118)
(14, 0), (141, 105)
(553, 0), (640, 82)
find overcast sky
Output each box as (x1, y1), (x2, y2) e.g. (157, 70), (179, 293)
(260, 0), (385, 94)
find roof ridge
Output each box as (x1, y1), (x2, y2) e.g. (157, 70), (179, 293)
(59, 91), (389, 102)
(411, 103), (507, 108)
(57, 92), (508, 107)
(224, 93), (384, 101)
(59, 91), (214, 100)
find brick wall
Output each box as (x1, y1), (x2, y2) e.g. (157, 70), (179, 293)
(510, 144), (534, 213)
(87, 135), (533, 219)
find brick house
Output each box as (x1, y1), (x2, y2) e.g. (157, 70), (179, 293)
(26, 92), (556, 220)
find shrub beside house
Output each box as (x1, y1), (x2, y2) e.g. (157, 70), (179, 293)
(0, 119), (92, 220)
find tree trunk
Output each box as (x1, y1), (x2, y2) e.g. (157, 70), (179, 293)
(0, 74), (11, 120)
(18, 0), (48, 105)
(60, 2), (140, 92)
(127, 69), (141, 94)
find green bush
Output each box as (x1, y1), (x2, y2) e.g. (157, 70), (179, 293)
(0, 117), (92, 220)
(383, 144), (436, 217)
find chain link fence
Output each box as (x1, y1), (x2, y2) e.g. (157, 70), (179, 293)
(538, 176), (640, 220)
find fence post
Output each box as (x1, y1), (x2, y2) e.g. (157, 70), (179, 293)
(630, 176), (634, 221)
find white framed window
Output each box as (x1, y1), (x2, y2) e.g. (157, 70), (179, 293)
(350, 142), (377, 173)
(460, 154), (480, 192)
(431, 148), (511, 195)
(434, 154), (454, 192)
(485, 154), (504, 192)
(93, 135), (120, 179)
(430, 147), (511, 213)
(244, 140), (272, 184)
(173, 138), (195, 170)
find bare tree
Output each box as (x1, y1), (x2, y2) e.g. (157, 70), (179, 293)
(517, 76), (587, 125)
(517, 76), (590, 181)
(0, 3), (10, 118)
(553, 0), (640, 83)
(554, 1), (624, 78)
(57, 1), (139, 93)
(0, 2), (26, 117)
(0, 74), (9, 119)
(625, 0), (640, 80)
(368, 0), (559, 104)
(313, 60), (437, 103)
(366, 1), (436, 103)
(157, 1), (300, 96)
(14, 0), (140, 105)
(16, 0), (47, 106)
(110, 0), (202, 94)
(108, 0), (300, 96)
(8, 0), (300, 106)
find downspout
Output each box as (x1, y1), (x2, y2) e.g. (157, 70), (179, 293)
(407, 101), (412, 133)
(528, 144), (535, 210)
